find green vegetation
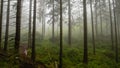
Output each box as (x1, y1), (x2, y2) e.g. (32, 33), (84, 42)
(0, 38), (119, 68)
(0, 0), (120, 68)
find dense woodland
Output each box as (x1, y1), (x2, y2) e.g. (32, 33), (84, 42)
(0, 0), (120, 68)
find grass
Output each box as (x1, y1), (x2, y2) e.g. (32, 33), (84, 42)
(34, 40), (119, 68)
(0, 38), (120, 68)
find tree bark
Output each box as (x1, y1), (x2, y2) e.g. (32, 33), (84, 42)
(90, 0), (95, 55)
(113, 0), (118, 63)
(28, 0), (32, 48)
(99, 0), (103, 40)
(4, 0), (10, 51)
(15, 0), (22, 53)
(52, 0), (55, 42)
(68, 0), (71, 46)
(94, 1), (98, 41)
(42, 3), (45, 40)
(59, 0), (63, 68)
(31, 0), (37, 62)
(108, 0), (114, 50)
(83, 0), (88, 64)
(0, 0), (3, 49)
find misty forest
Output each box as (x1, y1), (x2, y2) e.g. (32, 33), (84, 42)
(0, 0), (120, 68)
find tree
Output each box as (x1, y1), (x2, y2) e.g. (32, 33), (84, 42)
(15, 0), (22, 53)
(31, 0), (37, 62)
(38, 0), (46, 40)
(41, 0), (46, 40)
(28, 0), (32, 48)
(68, 0), (72, 46)
(4, 0), (10, 51)
(0, 0), (3, 49)
(59, 0), (63, 67)
(108, 0), (114, 50)
(94, 0), (98, 41)
(46, 0), (68, 41)
(113, 0), (118, 63)
(90, 0), (95, 55)
(99, 0), (103, 40)
(52, 0), (55, 42)
(83, 0), (88, 64)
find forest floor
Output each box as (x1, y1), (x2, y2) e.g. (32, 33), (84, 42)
(0, 40), (120, 68)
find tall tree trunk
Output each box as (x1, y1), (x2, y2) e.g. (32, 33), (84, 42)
(43, 15), (45, 39)
(68, 0), (71, 46)
(15, 0), (22, 53)
(43, 0), (46, 40)
(42, 14), (44, 39)
(52, 0), (55, 42)
(28, 0), (32, 48)
(99, 0), (103, 40)
(108, 0), (114, 50)
(4, 0), (10, 51)
(59, 0), (63, 68)
(105, 19), (108, 36)
(43, 16), (45, 39)
(100, 11), (103, 38)
(113, 0), (118, 63)
(116, 15), (120, 44)
(0, 0), (3, 49)
(31, 0), (36, 62)
(90, 0), (95, 55)
(94, 1), (98, 42)
(42, 6), (45, 40)
(83, 0), (88, 64)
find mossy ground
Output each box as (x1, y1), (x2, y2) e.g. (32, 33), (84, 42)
(0, 39), (120, 68)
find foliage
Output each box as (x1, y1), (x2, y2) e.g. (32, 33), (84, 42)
(0, 40), (120, 68)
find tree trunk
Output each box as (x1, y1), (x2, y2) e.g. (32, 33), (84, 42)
(28, 0), (32, 48)
(4, 0), (10, 51)
(42, 4), (45, 40)
(0, 0), (3, 49)
(43, 0), (46, 39)
(99, 0), (103, 40)
(113, 0), (118, 63)
(43, 15), (45, 39)
(15, 0), (22, 53)
(68, 0), (71, 46)
(90, 0), (95, 55)
(42, 14), (44, 39)
(31, 0), (37, 62)
(83, 0), (88, 64)
(59, 0), (63, 68)
(108, 0), (114, 50)
(116, 15), (120, 45)
(52, 0), (55, 42)
(94, 1), (98, 42)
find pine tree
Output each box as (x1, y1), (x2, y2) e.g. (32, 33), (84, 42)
(4, 0), (10, 51)
(90, 0), (95, 55)
(113, 0), (118, 63)
(0, 0), (3, 49)
(108, 0), (114, 50)
(52, 0), (55, 42)
(31, 0), (37, 62)
(83, 0), (88, 64)
(68, 0), (72, 46)
(15, 0), (22, 53)
(28, 0), (32, 48)
(59, 0), (63, 67)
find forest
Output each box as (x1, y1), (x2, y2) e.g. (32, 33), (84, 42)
(0, 0), (120, 68)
